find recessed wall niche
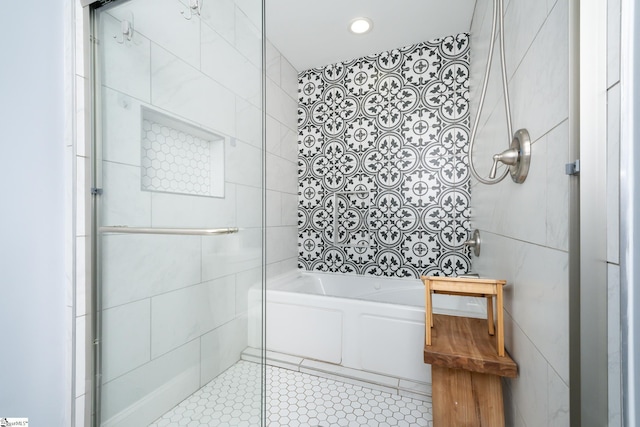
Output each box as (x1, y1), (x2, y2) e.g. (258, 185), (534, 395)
(141, 107), (225, 198)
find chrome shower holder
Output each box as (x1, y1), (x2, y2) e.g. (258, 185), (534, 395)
(489, 128), (532, 184)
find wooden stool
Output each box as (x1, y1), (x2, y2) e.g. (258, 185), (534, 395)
(421, 276), (507, 356)
(421, 276), (516, 427)
(424, 315), (517, 427)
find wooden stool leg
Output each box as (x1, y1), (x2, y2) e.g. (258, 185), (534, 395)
(487, 296), (495, 336)
(432, 366), (505, 427)
(426, 286), (433, 346)
(496, 287), (504, 357)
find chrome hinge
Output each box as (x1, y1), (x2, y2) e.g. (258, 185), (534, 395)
(91, 187), (103, 195)
(565, 160), (580, 176)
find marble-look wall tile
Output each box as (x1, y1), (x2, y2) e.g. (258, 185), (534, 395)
(236, 97), (262, 148)
(608, 0), (621, 87)
(266, 114), (282, 156)
(547, 365), (570, 426)
(469, 0), (492, 121)
(503, 381), (528, 427)
(150, 184), (237, 228)
(280, 58), (299, 101)
(266, 259), (299, 280)
(281, 193), (299, 226)
(76, 156), (89, 237)
(470, 5), (507, 138)
(507, 320), (549, 427)
(607, 83), (620, 264)
(75, 0), (86, 78)
(490, 233), (570, 382)
(266, 40), (281, 84)
(280, 123), (298, 163)
(101, 161), (152, 227)
(100, 340), (200, 426)
(100, 12), (151, 103)
(267, 226), (299, 265)
(226, 139), (263, 188)
(266, 152), (297, 194)
(75, 315), (86, 399)
(473, 138), (548, 246)
(473, 232), (518, 312)
(509, 0), (568, 144)
(201, 22), (261, 105)
(201, 228), (262, 281)
(545, 121), (570, 251)
(200, 0), (236, 45)
(200, 316), (249, 385)
(151, 276), (236, 357)
(267, 78), (298, 129)
(107, 0), (201, 69)
(234, 8), (261, 68)
(101, 87), (143, 166)
(608, 263), (622, 426)
(75, 395), (86, 427)
(237, 184), (263, 228)
(75, 236), (87, 317)
(266, 190), (283, 227)
(151, 44), (236, 137)
(504, 0), (549, 78)
(75, 76), (87, 157)
(101, 234), (202, 308)
(102, 299), (151, 382)
(234, 0), (261, 31)
(235, 267), (262, 314)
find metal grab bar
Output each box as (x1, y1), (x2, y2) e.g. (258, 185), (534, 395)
(99, 226), (239, 236)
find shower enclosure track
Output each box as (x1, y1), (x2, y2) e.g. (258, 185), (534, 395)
(99, 226), (239, 236)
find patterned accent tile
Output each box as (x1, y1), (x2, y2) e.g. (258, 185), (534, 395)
(298, 33), (471, 278)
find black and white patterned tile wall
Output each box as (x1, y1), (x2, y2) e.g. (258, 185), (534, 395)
(297, 33), (472, 278)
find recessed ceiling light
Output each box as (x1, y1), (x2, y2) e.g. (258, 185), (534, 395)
(349, 17), (373, 35)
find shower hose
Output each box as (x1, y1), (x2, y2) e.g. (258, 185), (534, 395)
(469, 0), (514, 185)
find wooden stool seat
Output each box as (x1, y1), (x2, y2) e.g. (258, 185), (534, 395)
(421, 276), (507, 356)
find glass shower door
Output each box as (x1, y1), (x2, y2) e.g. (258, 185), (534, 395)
(91, 0), (265, 425)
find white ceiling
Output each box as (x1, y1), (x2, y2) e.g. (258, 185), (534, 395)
(266, 0), (478, 72)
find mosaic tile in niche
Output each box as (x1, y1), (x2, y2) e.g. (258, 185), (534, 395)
(141, 107), (224, 198)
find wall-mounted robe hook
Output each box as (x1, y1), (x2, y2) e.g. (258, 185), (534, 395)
(180, 0), (202, 20)
(114, 19), (133, 44)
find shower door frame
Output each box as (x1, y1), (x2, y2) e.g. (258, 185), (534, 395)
(85, 1), (268, 425)
(619, 0), (640, 424)
(573, 0), (624, 425)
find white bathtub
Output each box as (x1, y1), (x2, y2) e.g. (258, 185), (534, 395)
(248, 271), (486, 385)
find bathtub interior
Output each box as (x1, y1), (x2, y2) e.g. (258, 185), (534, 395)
(266, 271), (487, 316)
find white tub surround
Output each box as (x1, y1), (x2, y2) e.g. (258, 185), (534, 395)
(249, 272), (485, 398)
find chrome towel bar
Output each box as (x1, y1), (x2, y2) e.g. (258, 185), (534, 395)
(99, 226), (239, 236)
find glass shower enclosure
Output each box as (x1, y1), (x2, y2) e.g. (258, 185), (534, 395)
(90, 0), (265, 425)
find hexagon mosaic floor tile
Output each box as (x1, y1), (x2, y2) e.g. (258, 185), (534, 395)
(149, 361), (433, 426)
